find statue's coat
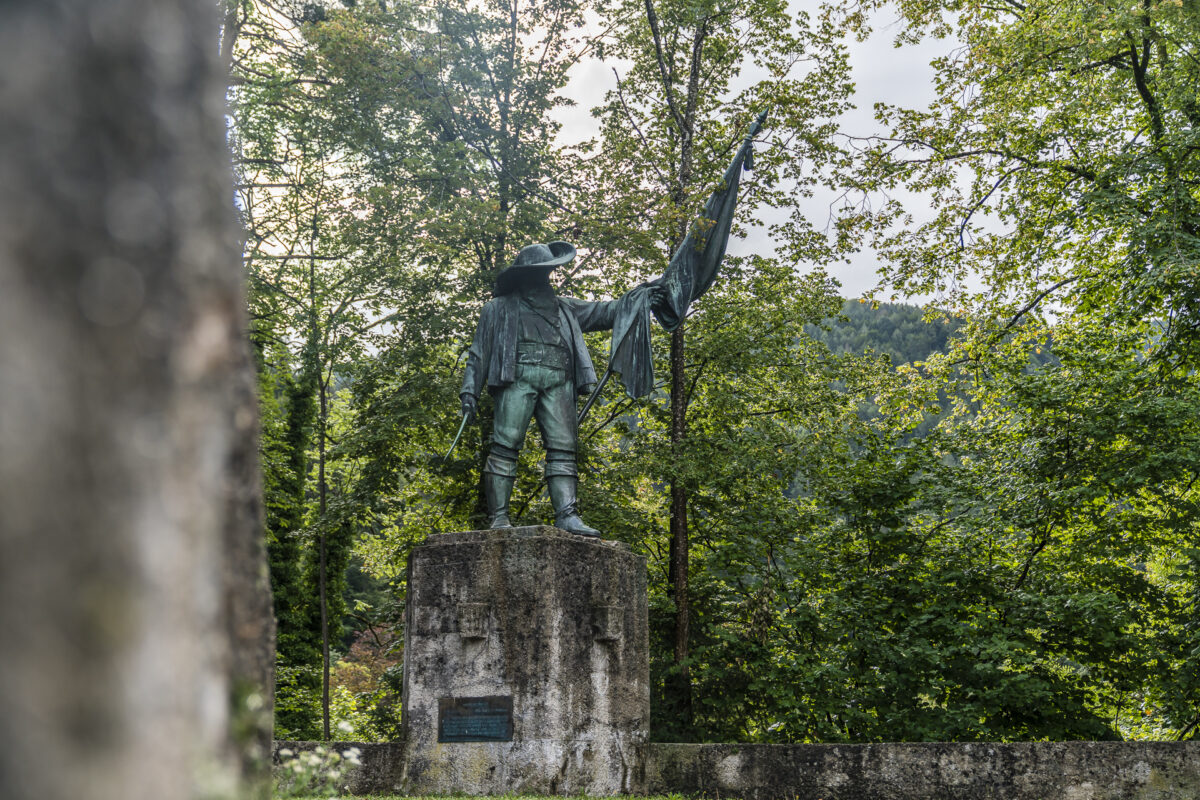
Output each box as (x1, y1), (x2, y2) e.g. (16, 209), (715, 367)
(461, 294), (641, 399)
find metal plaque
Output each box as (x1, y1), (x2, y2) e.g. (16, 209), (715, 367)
(437, 695), (514, 743)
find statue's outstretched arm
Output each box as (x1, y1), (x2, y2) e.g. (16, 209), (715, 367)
(561, 284), (672, 333)
(559, 296), (618, 332)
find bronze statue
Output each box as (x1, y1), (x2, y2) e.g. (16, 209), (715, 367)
(459, 243), (669, 536)
(458, 111), (767, 537)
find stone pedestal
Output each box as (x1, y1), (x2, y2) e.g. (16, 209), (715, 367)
(400, 526), (649, 795)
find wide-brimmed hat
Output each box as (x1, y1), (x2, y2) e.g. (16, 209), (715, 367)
(494, 241), (575, 295)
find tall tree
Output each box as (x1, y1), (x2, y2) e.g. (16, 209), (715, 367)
(228, 0), (411, 740)
(0, 0), (273, 797)
(581, 0), (856, 735)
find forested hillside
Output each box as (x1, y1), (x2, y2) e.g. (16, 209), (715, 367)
(224, 0), (1200, 745)
(810, 301), (960, 366)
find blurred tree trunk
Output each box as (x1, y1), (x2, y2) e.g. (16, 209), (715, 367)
(0, 1), (274, 799)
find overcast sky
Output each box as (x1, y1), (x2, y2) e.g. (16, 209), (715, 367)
(550, 4), (950, 302)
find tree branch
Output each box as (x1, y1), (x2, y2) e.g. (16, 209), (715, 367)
(1126, 20), (1166, 145)
(957, 164), (1026, 248)
(643, 0), (685, 131)
(999, 277), (1078, 334)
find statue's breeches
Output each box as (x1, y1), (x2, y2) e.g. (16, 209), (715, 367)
(486, 362), (577, 478)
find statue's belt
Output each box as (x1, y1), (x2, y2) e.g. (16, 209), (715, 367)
(516, 340), (570, 370)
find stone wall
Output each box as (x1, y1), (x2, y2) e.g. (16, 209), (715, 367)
(274, 741), (403, 796)
(645, 741), (1200, 800)
(274, 739), (1200, 798)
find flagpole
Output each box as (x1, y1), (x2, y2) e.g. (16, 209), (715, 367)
(577, 109), (767, 429)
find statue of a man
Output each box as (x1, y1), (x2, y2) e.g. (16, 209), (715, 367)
(457, 110), (766, 537)
(459, 241), (667, 537)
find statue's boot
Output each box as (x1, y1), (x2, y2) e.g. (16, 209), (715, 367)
(547, 475), (600, 537)
(484, 472), (515, 529)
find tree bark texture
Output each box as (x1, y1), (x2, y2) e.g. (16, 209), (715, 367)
(0, 2), (274, 798)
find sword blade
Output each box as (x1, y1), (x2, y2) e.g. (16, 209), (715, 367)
(577, 367), (614, 426)
(443, 413), (470, 460)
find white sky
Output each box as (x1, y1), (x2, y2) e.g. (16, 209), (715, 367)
(550, 4), (950, 301)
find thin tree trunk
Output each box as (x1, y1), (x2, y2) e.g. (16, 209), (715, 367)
(669, 324), (692, 725)
(319, 374), (331, 740)
(306, 196), (333, 740)
(220, 0), (242, 81)
(222, 13), (276, 782)
(0, 0), (272, 797)
(663, 20), (706, 733)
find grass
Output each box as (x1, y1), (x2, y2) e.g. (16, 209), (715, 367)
(281, 795), (690, 799)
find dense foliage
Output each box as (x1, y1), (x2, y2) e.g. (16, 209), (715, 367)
(225, 0), (1200, 743)
(828, 0), (1200, 740)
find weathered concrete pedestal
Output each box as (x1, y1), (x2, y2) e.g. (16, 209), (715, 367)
(400, 526), (649, 795)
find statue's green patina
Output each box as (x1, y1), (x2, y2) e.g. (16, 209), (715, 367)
(459, 243), (668, 536)
(459, 111), (767, 537)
